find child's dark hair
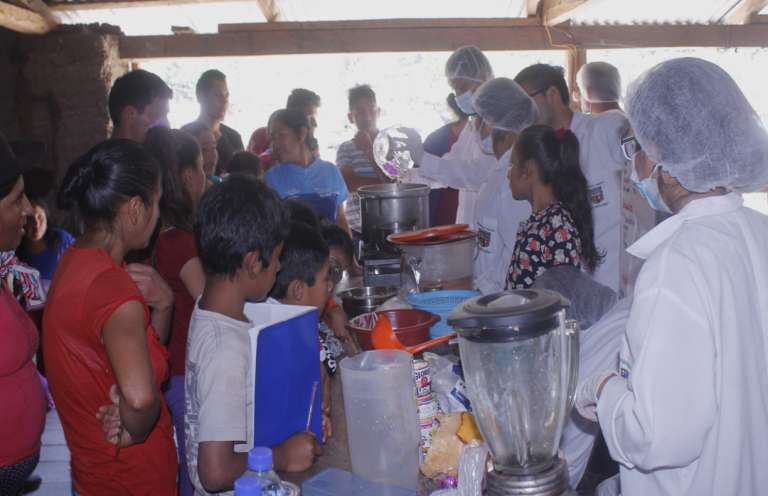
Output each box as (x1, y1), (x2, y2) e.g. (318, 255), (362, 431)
(143, 127), (201, 232)
(321, 224), (354, 261)
(227, 151), (263, 178)
(269, 108), (319, 155)
(513, 124), (604, 273)
(286, 88), (321, 110)
(285, 199), (321, 231)
(194, 176), (290, 278)
(27, 198), (60, 250)
(57, 139), (160, 227)
(348, 85), (376, 110)
(269, 221), (330, 300)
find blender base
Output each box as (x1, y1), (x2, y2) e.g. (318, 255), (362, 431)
(486, 449), (572, 496)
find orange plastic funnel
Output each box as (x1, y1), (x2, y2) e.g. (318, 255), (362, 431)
(371, 316), (405, 351)
(371, 315), (457, 355)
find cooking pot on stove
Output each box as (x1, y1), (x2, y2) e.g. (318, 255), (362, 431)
(374, 220), (418, 253)
(389, 224), (477, 292)
(358, 183), (430, 246)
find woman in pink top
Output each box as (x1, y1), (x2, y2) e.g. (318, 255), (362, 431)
(0, 131), (45, 496)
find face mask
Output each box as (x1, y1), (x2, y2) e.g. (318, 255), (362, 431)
(630, 155), (673, 214)
(476, 131), (494, 154)
(456, 90), (475, 114)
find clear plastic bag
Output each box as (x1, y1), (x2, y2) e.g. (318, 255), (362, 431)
(457, 440), (489, 496)
(373, 125), (415, 179)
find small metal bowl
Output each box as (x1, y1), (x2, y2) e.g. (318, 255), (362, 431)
(337, 286), (399, 317)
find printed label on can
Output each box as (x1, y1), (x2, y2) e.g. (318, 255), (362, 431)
(414, 359), (432, 397)
(418, 392), (439, 419)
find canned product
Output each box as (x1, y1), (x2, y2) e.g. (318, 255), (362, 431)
(413, 359), (432, 397)
(420, 417), (437, 454)
(417, 392), (440, 455)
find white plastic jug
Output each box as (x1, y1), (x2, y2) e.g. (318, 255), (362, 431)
(340, 350), (420, 490)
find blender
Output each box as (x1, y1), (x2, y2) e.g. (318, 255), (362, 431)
(447, 290), (580, 496)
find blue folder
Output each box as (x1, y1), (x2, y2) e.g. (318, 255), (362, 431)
(245, 302), (323, 447)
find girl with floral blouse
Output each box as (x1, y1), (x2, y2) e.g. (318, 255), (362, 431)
(506, 125), (603, 289)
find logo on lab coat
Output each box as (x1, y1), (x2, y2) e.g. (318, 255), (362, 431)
(589, 185), (605, 204)
(478, 227), (491, 248)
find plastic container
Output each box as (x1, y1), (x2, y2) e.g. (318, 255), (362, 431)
(235, 476), (262, 496)
(339, 350), (421, 489)
(302, 468), (417, 496)
(407, 290), (482, 338)
(346, 310), (440, 351)
(244, 447), (286, 496)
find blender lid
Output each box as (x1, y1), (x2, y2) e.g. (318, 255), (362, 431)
(447, 289), (571, 330)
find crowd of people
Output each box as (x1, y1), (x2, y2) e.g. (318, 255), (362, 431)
(1, 44), (768, 496)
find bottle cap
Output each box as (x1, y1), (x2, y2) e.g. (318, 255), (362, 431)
(235, 476), (262, 496)
(248, 447), (273, 471)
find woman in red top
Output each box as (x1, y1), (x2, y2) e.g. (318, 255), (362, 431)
(0, 132), (45, 496)
(43, 139), (178, 496)
(144, 126), (207, 496)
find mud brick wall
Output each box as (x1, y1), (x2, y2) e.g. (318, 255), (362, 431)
(0, 24), (127, 229)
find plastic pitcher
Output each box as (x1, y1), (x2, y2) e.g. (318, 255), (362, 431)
(340, 350), (420, 490)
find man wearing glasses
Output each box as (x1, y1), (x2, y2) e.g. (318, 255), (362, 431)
(514, 64), (629, 295)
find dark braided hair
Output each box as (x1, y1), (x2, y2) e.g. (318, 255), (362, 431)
(513, 124), (604, 273)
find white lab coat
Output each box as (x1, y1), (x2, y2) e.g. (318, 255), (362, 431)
(473, 148), (531, 294)
(559, 297), (629, 489)
(596, 193), (768, 495)
(403, 123), (497, 229)
(570, 110), (629, 293)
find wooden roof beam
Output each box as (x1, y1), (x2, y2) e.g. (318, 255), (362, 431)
(6, 0), (60, 24)
(255, 0), (285, 22)
(119, 21), (768, 60)
(542, 0), (606, 26)
(0, 0), (57, 33)
(724, 0), (768, 24)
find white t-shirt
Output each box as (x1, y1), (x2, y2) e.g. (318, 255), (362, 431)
(185, 301), (255, 496)
(570, 110), (630, 293)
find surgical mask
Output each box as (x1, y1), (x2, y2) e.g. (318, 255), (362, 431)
(630, 156), (673, 214)
(476, 131), (494, 154)
(456, 90), (475, 114)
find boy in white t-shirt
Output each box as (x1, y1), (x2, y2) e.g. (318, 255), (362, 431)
(185, 177), (322, 496)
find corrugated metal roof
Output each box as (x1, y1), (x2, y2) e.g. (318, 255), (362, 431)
(571, 0), (743, 25)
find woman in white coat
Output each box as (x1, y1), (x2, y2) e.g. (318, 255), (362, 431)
(575, 57), (768, 496)
(469, 78), (538, 293)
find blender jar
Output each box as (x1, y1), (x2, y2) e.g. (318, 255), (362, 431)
(447, 290), (579, 475)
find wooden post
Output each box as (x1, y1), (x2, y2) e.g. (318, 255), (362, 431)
(565, 48), (587, 111)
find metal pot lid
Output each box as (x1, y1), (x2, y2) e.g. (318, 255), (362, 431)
(388, 225), (475, 245)
(447, 289), (571, 330)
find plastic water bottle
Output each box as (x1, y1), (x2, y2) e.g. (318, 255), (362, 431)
(244, 447), (286, 496)
(234, 476), (262, 496)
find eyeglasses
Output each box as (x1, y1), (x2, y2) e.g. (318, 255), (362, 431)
(528, 87), (548, 99)
(621, 136), (643, 161)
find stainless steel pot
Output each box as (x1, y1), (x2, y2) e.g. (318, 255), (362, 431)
(358, 183), (430, 246)
(374, 221), (417, 253)
(337, 286), (399, 317)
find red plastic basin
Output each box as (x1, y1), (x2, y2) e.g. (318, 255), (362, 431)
(346, 309), (441, 351)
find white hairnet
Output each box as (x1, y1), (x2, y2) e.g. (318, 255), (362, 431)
(445, 46), (494, 84)
(626, 57), (768, 193)
(472, 77), (539, 133)
(576, 62), (622, 103)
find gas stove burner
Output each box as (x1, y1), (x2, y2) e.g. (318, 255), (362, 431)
(358, 241), (400, 261)
(359, 241), (402, 287)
